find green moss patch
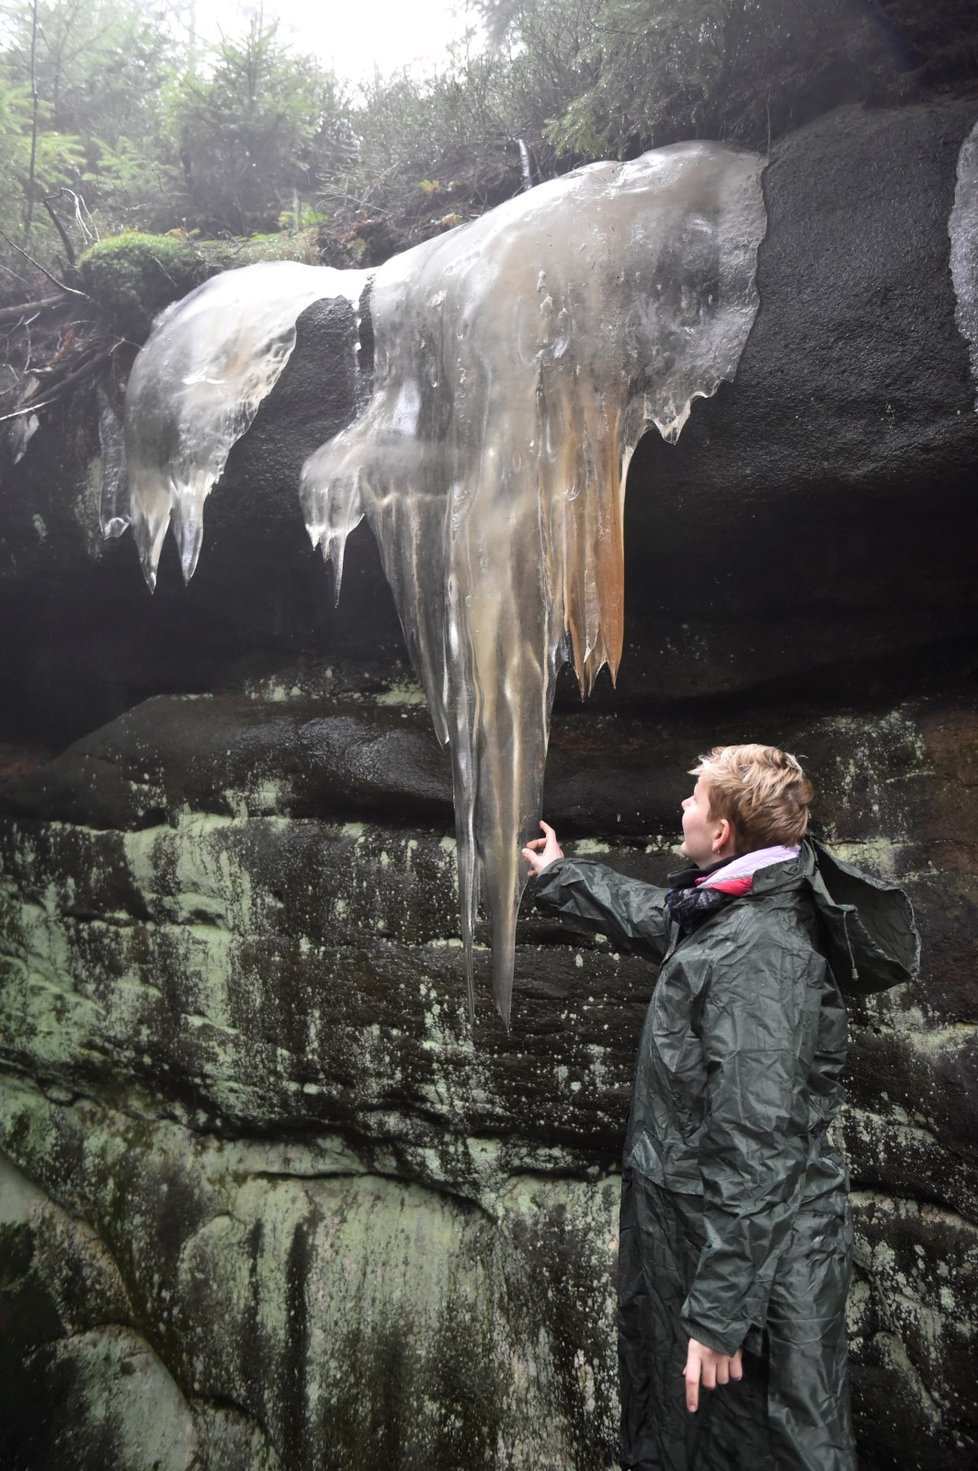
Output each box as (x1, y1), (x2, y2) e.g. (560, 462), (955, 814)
(78, 229), (322, 339)
(78, 232), (203, 337)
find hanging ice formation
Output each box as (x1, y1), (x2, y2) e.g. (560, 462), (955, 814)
(124, 261), (369, 586)
(950, 119), (978, 410)
(121, 142), (767, 1025)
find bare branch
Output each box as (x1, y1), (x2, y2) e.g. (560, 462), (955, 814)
(24, 0), (41, 238)
(0, 295), (64, 326)
(0, 345), (112, 423)
(0, 229), (88, 298)
(42, 195), (77, 265)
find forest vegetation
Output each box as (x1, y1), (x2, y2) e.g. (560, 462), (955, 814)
(0, 0), (975, 444)
(2, 0), (977, 282)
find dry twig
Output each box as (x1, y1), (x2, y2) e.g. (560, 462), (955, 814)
(0, 295), (64, 326)
(0, 229), (88, 299)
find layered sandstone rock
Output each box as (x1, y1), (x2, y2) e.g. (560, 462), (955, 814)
(2, 98), (978, 1470)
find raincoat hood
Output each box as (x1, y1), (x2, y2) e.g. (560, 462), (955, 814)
(752, 837), (920, 995)
(652, 839), (918, 994)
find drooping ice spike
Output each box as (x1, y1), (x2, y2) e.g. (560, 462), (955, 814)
(303, 142), (767, 1024)
(124, 261), (371, 590)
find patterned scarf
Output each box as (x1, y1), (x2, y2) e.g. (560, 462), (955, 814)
(665, 845), (800, 934)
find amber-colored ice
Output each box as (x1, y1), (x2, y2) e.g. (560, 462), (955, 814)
(121, 143), (766, 1025)
(302, 142), (766, 1023)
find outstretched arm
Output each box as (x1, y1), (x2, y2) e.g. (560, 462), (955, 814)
(524, 820), (671, 962)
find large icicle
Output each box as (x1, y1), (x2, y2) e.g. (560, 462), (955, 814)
(124, 261), (369, 588)
(302, 142), (767, 1024)
(950, 119), (978, 410)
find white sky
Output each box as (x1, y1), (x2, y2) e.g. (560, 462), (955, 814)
(194, 1), (484, 83)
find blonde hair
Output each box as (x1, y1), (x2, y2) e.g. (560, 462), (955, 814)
(690, 744), (813, 851)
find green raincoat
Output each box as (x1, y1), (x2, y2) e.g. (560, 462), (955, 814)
(534, 839), (919, 1471)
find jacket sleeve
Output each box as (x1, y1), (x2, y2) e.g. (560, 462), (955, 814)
(678, 937), (823, 1356)
(532, 857), (671, 962)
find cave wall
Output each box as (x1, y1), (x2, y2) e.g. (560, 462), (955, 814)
(2, 98), (978, 1470)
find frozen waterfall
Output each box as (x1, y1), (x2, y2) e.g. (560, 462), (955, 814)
(121, 142), (767, 1024)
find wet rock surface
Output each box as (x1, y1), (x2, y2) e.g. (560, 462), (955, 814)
(3, 683), (978, 1469)
(2, 96), (978, 1471)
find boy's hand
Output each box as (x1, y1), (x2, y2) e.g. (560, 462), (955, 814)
(522, 820), (563, 876)
(683, 1339), (743, 1413)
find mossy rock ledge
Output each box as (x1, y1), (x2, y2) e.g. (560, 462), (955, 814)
(77, 230), (321, 340)
(77, 233), (205, 338)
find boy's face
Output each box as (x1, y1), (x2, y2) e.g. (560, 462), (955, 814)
(680, 776), (721, 867)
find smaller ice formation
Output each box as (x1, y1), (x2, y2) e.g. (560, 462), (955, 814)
(124, 261), (368, 587)
(950, 118), (978, 410)
(121, 143), (767, 1024)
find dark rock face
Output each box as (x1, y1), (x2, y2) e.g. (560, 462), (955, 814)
(2, 98), (978, 1470)
(618, 98), (978, 706)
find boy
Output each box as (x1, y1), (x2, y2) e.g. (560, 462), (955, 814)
(522, 744), (918, 1471)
